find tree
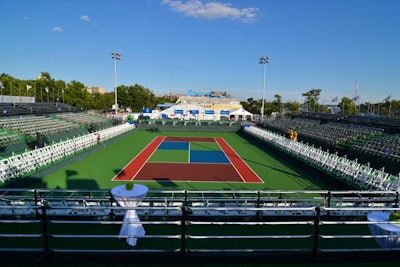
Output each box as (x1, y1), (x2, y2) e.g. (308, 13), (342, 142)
(302, 89), (322, 112)
(65, 81), (91, 109)
(338, 97), (357, 115)
(285, 101), (301, 117)
(240, 98), (261, 115)
(271, 94), (283, 114)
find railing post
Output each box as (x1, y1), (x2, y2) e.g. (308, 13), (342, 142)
(395, 191), (399, 208)
(34, 189), (39, 218)
(109, 191), (115, 220)
(312, 206), (321, 260)
(41, 205), (50, 259)
(181, 205), (187, 261)
(184, 190), (188, 207)
(327, 191), (331, 216)
(256, 191), (261, 221)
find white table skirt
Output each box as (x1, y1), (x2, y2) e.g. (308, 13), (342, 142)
(111, 184), (148, 246)
(367, 211), (400, 248)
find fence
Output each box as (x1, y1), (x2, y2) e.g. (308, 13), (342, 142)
(1, 189), (400, 263)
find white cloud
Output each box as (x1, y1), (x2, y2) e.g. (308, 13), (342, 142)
(161, 0), (259, 23)
(52, 26), (63, 32)
(80, 15), (97, 26)
(80, 15), (91, 22)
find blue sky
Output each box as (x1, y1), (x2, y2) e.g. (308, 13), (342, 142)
(0, 0), (399, 103)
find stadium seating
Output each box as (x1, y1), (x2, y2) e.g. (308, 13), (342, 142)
(0, 115), (78, 139)
(0, 123), (135, 183)
(243, 125), (400, 191)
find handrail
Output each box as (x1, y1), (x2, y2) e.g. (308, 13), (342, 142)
(2, 204), (400, 262)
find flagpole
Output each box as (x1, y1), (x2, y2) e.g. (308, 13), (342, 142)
(10, 81), (12, 103)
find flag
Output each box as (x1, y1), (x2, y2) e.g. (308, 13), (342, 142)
(383, 94), (391, 102)
(26, 85), (32, 90)
(45, 87), (49, 93)
(351, 96), (359, 102)
(331, 96), (338, 102)
(0, 81), (3, 88)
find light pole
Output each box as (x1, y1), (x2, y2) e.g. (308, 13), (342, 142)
(112, 52), (121, 115)
(0, 81), (3, 103)
(259, 56), (269, 121)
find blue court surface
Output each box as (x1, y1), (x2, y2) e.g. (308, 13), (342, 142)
(156, 140), (229, 164)
(158, 141), (189, 150)
(190, 150), (230, 163)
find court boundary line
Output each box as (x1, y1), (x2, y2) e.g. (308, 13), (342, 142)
(113, 135), (263, 183)
(112, 136), (165, 181)
(214, 137), (264, 183)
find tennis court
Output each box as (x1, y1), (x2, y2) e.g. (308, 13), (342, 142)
(113, 136), (263, 183)
(8, 130), (353, 191)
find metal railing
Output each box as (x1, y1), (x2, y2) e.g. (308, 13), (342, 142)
(2, 196), (400, 263)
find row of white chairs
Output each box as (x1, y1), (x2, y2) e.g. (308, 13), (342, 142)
(55, 113), (108, 125)
(0, 115), (78, 136)
(351, 134), (400, 160)
(0, 123), (135, 183)
(244, 126), (400, 191)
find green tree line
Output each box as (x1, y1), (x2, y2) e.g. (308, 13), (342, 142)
(0, 72), (176, 112)
(241, 88), (400, 117)
(1, 73), (399, 117)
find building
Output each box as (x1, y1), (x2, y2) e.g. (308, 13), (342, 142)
(157, 91), (251, 121)
(86, 86), (105, 95)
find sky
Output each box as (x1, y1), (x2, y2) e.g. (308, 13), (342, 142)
(0, 0), (399, 103)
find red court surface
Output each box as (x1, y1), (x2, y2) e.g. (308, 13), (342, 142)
(112, 136), (263, 183)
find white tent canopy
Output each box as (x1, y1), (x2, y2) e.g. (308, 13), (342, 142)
(157, 104), (252, 121)
(160, 104), (205, 120)
(229, 108), (253, 120)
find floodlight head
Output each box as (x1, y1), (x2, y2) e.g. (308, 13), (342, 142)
(112, 52), (122, 60)
(259, 56), (270, 64)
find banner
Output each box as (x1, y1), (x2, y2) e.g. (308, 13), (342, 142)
(174, 109), (183, 114)
(205, 110), (214, 114)
(189, 110), (199, 114)
(142, 108), (152, 113)
(220, 110), (230, 115)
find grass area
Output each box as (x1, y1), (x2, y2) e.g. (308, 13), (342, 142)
(6, 130), (353, 191)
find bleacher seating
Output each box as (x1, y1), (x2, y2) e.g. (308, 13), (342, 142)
(262, 117), (400, 166)
(0, 115), (78, 138)
(243, 125), (400, 191)
(351, 134), (400, 161)
(0, 123), (135, 183)
(0, 130), (24, 147)
(55, 113), (110, 125)
(0, 103), (77, 116)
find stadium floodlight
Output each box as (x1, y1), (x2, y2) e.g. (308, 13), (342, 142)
(259, 56), (269, 121)
(0, 81), (3, 103)
(112, 52), (122, 115)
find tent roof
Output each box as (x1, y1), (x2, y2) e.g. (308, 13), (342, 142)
(229, 108), (253, 116)
(160, 104), (205, 114)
